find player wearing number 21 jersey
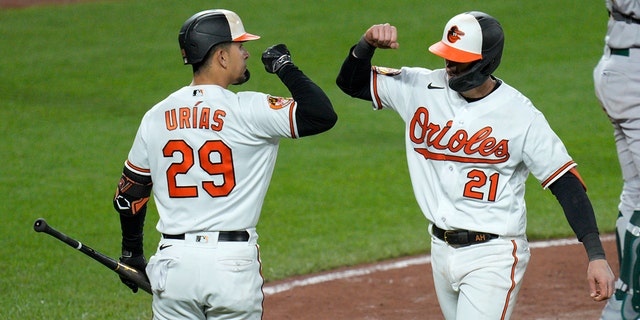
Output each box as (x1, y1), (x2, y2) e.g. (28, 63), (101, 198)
(337, 11), (614, 320)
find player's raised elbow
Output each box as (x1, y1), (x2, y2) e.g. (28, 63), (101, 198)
(296, 100), (338, 137)
(318, 106), (338, 132)
(336, 74), (372, 101)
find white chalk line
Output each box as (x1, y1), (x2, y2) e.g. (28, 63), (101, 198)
(262, 234), (616, 296)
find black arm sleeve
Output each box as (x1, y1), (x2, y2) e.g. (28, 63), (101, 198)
(336, 38), (376, 101)
(113, 166), (152, 254)
(548, 171), (606, 260)
(119, 206), (147, 254)
(276, 63), (337, 137)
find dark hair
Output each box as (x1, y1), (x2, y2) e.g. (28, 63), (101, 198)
(192, 42), (232, 75)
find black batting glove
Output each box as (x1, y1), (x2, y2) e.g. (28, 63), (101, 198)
(261, 44), (292, 74)
(119, 250), (147, 293)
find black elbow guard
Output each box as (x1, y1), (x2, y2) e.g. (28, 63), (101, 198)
(113, 167), (152, 217)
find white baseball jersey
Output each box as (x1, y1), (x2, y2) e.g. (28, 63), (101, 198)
(370, 66), (575, 237)
(125, 84), (297, 235)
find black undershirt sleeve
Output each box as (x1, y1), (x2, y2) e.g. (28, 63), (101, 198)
(548, 171), (606, 261)
(276, 64), (337, 137)
(336, 38), (376, 101)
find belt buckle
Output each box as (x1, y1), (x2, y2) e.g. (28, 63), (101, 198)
(443, 230), (455, 244)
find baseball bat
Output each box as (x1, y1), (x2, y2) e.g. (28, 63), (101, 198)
(33, 218), (152, 294)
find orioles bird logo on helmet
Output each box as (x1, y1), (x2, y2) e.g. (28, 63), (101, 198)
(446, 26), (465, 43)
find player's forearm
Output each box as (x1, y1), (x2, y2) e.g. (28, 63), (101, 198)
(113, 166), (152, 254)
(336, 40), (374, 101)
(119, 209), (146, 254)
(549, 171), (606, 260)
(276, 64), (337, 136)
(581, 232), (606, 261)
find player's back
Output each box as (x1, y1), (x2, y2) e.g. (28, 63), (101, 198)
(131, 85), (287, 234)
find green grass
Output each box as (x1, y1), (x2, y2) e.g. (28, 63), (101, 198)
(0, 0), (618, 318)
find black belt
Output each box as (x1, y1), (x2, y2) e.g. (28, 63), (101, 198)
(432, 225), (498, 247)
(162, 231), (250, 242)
(611, 48), (630, 57)
(610, 11), (640, 25)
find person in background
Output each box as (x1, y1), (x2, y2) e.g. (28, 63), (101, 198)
(594, 1), (640, 319)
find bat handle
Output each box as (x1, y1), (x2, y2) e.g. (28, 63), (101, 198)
(34, 218), (81, 249)
(33, 218), (48, 233)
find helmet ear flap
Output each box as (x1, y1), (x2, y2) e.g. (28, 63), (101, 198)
(448, 60), (486, 92)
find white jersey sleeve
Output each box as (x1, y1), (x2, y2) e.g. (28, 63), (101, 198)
(522, 113), (576, 189)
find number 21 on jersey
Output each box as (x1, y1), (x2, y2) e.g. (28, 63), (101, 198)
(464, 169), (499, 202)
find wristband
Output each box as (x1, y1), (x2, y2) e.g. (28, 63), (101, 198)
(581, 232), (606, 261)
(353, 36), (375, 59)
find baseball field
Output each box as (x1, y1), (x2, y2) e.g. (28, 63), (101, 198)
(0, 0), (619, 319)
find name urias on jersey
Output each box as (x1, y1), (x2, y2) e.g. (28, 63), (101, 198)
(409, 107), (509, 164)
(164, 102), (226, 132)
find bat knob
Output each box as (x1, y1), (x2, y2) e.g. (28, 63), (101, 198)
(34, 218), (48, 232)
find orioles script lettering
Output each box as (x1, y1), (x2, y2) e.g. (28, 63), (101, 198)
(409, 107), (510, 164)
(165, 105), (225, 131)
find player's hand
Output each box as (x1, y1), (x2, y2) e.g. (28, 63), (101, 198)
(119, 250), (147, 293)
(587, 259), (615, 301)
(262, 44), (292, 74)
(364, 23), (399, 49)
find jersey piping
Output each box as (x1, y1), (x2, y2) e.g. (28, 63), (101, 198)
(371, 70), (383, 110)
(541, 160), (576, 189)
(125, 160), (151, 176)
(288, 100), (298, 138)
(500, 240), (520, 320)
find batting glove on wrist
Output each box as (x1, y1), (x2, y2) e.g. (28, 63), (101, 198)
(119, 250), (147, 293)
(261, 44), (292, 74)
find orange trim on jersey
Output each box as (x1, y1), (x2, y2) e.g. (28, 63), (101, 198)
(371, 68), (383, 110)
(257, 244), (266, 317)
(569, 167), (587, 192)
(125, 160), (150, 174)
(541, 161), (576, 188)
(500, 240), (519, 320)
(289, 100), (298, 138)
(414, 148), (509, 164)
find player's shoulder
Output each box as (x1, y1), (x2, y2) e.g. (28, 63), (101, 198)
(498, 81), (537, 107)
(491, 80), (543, 116)
(236, 91), (298, 113)
(372, 65), (437, 77)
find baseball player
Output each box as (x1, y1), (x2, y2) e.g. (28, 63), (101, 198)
(594, 1), (640, 319)
(112, 9), (337, 319)
(336, 11), (615, 319)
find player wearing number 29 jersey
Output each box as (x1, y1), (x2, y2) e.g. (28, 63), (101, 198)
(337, 11), (614, 320)
(112, 9), (336, 319)
(126, 84), (301, 234)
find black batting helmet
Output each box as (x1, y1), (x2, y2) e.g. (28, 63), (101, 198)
(429, 11), (504, 92)
(178, 9), (260, 65)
